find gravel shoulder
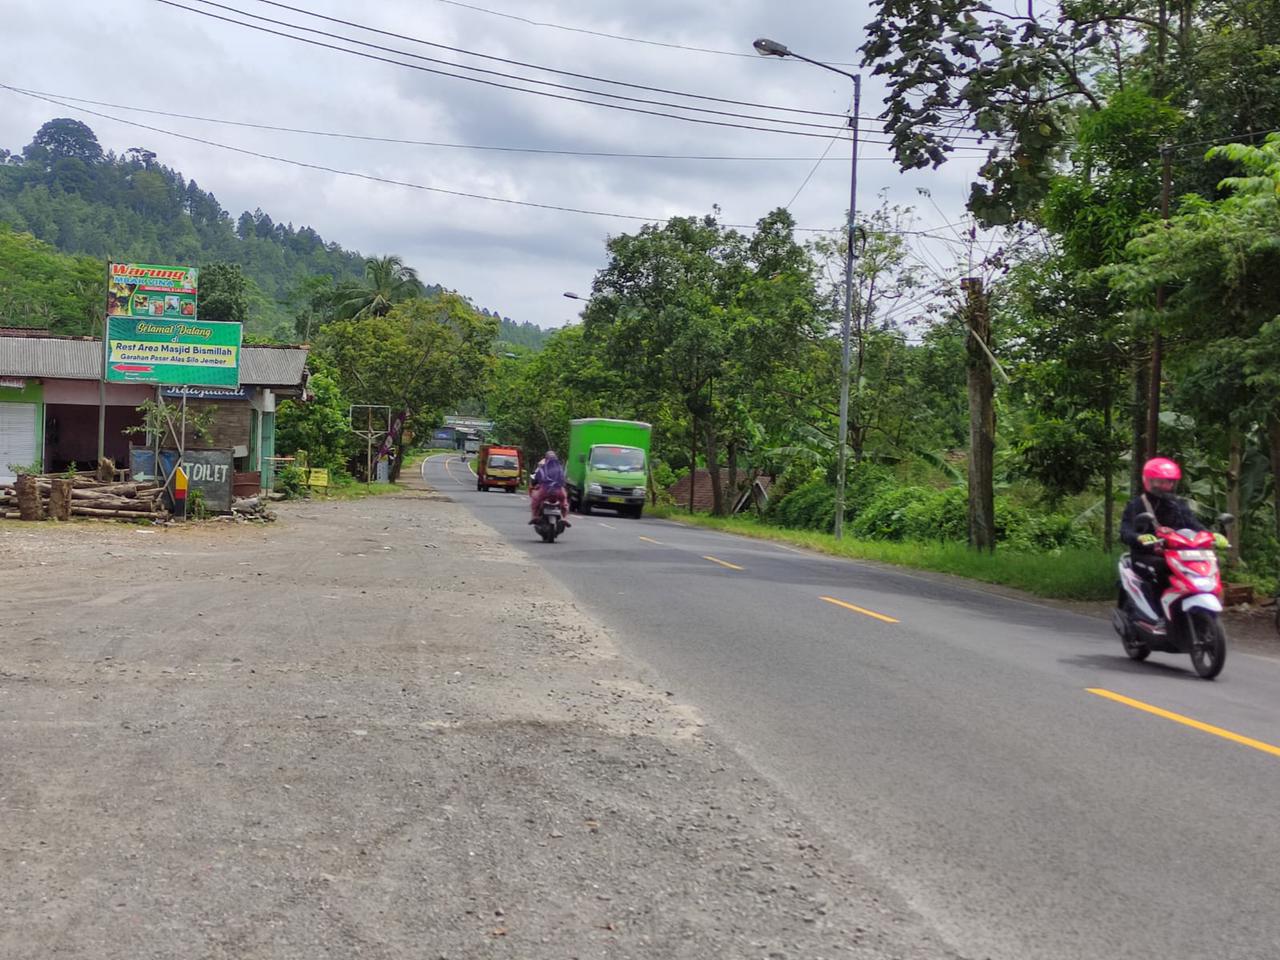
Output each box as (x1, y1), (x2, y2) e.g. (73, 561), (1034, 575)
(0, 491), (959, 959)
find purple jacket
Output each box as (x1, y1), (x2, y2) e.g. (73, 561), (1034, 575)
(534, 456), (565, 492)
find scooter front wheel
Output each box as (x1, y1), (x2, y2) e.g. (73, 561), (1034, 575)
(1188, 610), (1227, 679)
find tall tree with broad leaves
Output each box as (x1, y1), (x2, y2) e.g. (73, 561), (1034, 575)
(860, 1), (1196, 226)
(582, 210), (823, 515)
(22, 118), (103, 167)
(318, 293), (497, 480)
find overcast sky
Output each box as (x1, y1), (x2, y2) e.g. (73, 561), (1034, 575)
(2, 0), (989, 328)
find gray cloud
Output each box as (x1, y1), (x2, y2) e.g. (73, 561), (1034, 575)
(1, 0), (987, 328)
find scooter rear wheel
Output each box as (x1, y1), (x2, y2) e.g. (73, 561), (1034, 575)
(1122, 629), (1150, 662)
(1188, 610), (1227, 679)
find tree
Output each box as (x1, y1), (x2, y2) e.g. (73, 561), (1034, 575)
(199, 262), (250, 324)
(318, 294), (497, 480)
(1112, 135), (1280, 549)
(23, 119), (103, 167)
(336, 255), (424, 320)
(583, 210), (823, 514)
(275, 359), (353, 472)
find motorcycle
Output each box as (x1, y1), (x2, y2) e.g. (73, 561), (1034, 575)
(1112, 511), (1233, 679)
(533, 499), (567, 543)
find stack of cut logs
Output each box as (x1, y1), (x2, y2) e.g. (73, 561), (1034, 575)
(0, 474), (169, 522)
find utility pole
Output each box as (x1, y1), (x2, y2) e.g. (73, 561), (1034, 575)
(1146, 145), (1173, 460)
(963, 277), (995, 552)
(751, 37), (860, 539)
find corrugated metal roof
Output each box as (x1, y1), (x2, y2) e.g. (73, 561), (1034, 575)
(240, 346), (309, 386)
(0, 336), (308, 386)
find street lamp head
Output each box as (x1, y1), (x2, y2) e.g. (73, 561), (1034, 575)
(753, 37), (791, 57)
(563, 291), (584, 300)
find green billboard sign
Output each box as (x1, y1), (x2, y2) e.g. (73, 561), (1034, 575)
(108, 262), (199, 320)
(104, 316), (242, 386)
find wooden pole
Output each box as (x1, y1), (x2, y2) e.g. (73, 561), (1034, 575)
(963, 277), (996, 552)
(689, 416), (697, 514)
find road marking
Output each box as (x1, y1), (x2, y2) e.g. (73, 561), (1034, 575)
(703, 555), (744, 571)
(820, 596), (899, 624)
(1087, 688), (1280, 759)
(775, 543), (806, 555)
(442, 457), (464, 486)
(464, 456), (477, 477)
(638, 536), (663, 545)
(598, 521), (617, 529)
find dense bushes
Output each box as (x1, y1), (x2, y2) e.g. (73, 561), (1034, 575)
(768, 468), (1094, 551)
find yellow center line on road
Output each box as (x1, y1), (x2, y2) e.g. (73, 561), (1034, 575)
(703, 555), (745, 571)
(1088, 688), (1280, 759)
(638, 536), (663, 545)
(820, 595), (899, 624)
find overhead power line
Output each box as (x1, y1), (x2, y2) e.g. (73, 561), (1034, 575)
(4, 85), (994, 161)
(428, 0), (862, 67)
(242, 0), (993, 141)
(153, 0), (847, 140)
(175, 0), (838, 132)
(245, 0), (845, 118)
(0, 83), (971, 241)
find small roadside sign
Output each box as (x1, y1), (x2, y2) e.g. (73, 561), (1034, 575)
(307, 469), (330, 489)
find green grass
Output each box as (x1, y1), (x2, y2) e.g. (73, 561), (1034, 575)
(650, 508), (1119, 602)
(315, 481), (402, 501)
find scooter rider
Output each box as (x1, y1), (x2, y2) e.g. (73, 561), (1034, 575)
(1120, 457), (1226, 620)
(529, 450), (571, 525)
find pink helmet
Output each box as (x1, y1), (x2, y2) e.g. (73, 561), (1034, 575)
(1142, 457), (1181, 494)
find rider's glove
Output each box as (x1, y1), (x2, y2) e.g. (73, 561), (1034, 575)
(1214, 533), (1230, 550)
(1137, 534), (1159, 548)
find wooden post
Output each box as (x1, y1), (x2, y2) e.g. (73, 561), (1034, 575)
(963, 277), (995, 552)
(1269, 413), (1280, 545)
(689, 416), (698, 514)
(49, 478), (73, 521)
(1103, 397), (1114, 553)
(16, 475), (44, 521)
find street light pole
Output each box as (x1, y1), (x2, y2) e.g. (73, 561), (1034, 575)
(753, 39), (861, 539)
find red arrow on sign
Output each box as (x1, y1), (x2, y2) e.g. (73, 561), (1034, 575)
(112, 363), (154, 373)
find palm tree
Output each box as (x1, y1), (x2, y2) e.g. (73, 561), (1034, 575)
(337, 255), (424, 320)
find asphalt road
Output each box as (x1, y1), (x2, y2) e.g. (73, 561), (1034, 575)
(425, 454), (1280, 960)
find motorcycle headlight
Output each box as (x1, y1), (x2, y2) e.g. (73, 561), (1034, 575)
(588, 483), (602, 495)
(632, 487), (647, 497)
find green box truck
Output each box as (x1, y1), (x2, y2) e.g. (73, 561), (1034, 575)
(566, 418), (652, 518)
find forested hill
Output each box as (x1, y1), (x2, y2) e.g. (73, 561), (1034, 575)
(495, 316), (551, 351)
(0, 118), (534, 341)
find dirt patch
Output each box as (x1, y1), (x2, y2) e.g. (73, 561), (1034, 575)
(0, 493), (957, 959)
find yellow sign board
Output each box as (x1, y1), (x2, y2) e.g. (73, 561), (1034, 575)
(307, 468), (330, 489)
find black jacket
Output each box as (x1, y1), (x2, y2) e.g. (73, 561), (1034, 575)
(1119, 493), (1204, 548)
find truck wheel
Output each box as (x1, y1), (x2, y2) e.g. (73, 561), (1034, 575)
(581, 499), (593, 516)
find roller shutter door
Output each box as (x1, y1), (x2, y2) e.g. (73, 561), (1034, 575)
(0, 402), (38, 483)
